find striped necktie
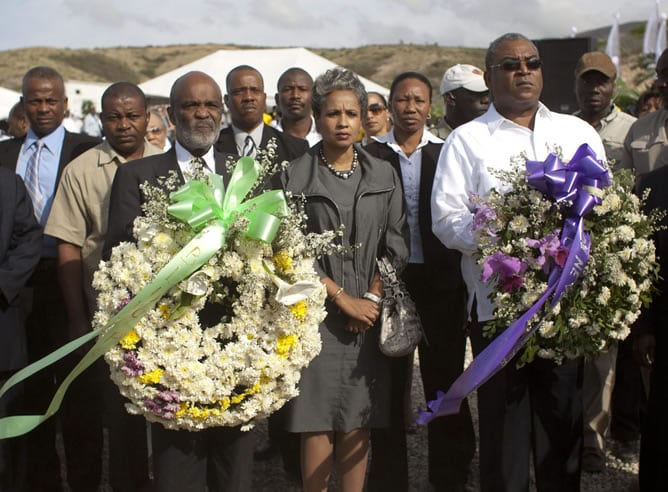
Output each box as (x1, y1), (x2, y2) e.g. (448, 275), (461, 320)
(242, 135), (256, 157)
(24, 140), (45, 221)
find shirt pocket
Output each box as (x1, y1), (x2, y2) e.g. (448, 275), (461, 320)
(629, 139), (668, 176)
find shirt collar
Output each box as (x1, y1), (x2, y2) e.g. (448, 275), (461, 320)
(485, 102), (551, 135)
(231, 123), (264, 152)
(24, 125), (65, 154)
(375, 127), (442, 151)
(175, 140), (215, 173)
(96, 139), (128, 166)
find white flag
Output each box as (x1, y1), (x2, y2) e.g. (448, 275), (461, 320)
(656, 13), (667, 61)
(644, 1), (661, 55)
(606, 13), (621, 74)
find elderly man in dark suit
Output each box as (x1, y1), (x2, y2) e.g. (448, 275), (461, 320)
(0, 168), (42, 492)
(0, 66), (100, 492)
(103, 70), (254, 492)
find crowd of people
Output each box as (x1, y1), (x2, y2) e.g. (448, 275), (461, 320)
(1, 31), (667, 492)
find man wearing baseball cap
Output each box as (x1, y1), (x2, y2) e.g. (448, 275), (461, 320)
(574, 51), (635, 170)
(574, 51), (637, 474)
(431, 63), (490, 140)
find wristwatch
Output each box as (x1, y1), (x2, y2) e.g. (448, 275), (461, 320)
(363, 292), (382, 305)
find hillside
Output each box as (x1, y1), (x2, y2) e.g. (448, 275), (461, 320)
(0, 21), (650, 105)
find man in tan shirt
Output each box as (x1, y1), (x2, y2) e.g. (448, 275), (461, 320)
(573, 51), (637, 473)
(619, 48), (668, 177)
(45, 81), (161, 492)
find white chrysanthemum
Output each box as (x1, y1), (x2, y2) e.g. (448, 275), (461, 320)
(96, 171), (327, 431)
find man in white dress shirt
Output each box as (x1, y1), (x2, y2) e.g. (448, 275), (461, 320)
(431, 33), (606, 492)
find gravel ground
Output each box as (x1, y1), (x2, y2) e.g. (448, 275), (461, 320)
(252, 343), (641, 492)
(58, 342), (640, 491)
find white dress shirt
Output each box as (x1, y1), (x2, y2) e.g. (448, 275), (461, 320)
(232, 124), (264, 157)
(174, 140), (216, 178)
(376, 128), (443, 264)
(431, 103), (606, 321)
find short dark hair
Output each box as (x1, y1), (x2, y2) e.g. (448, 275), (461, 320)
(9, 101), (26, 119)
(277, 67), (313, 91)
(225, 65), (264, 92)
(485, 33), (538, 68)
(101, 82), (146, 111)
(22, 66), (64, 95)
(389, 72), (433, 103)
(311, 68), (367, 118)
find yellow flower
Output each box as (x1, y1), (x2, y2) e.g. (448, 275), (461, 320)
(138, 368), (164, 385)
(272, 251), (293, 274)
(120, 329), (140, 350)
(276, 334), (297, 358)
(158, 303), (170, 319)
(288, 301), (307, 322)
(220, 398), (231, 411)
(175, 402), (188, 418)
(231, 393), (246, 405)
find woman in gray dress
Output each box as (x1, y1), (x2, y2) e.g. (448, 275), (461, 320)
(282, 68), (408, 491)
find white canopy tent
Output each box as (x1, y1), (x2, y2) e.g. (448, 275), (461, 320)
(140, 47), (389, 103)
(65, 80), (110, 118)
(0, 86), (21, 119)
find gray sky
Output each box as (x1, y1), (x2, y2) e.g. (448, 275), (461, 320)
(0, 0), (655, 51)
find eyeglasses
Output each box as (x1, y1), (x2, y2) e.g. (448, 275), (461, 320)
(489, 58), (543, 72)
(367, 103), (386, 115)
(148, 126), (165, 134)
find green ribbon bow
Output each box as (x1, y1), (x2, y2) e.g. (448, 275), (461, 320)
(0, 156), (288, 439)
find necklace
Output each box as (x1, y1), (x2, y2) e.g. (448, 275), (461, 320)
(319, 148), (359, 179)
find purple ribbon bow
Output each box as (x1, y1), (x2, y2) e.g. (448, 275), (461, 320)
(418, 144), (609, 424)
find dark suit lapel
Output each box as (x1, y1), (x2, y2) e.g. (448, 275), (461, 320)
(0, 137), (24, 171)
(216, 129), (238, 155)
(418, 143), (442, 211)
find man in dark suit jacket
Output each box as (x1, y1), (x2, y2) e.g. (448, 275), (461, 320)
(217, 65), (308, 165)
(0, 168), (42, 492)
(0, 66), (100, 492)
(365, 72), (473, 492)
(217, 64), (308, 476)
(103, 71), (254, 492)
(634, 166), (668, 491)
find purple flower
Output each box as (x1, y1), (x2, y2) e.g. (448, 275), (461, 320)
(472, 203), (497, 233)
(121, 351), (145, 377)
(481, 251), (527, 292)
(144, 390), (181, 420)
(526, 231), (569, 272)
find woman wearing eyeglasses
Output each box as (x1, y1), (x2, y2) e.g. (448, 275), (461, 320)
(365, 72), (472, 492)
(282, 68), (408, 492)
(362, 92), (392, 144)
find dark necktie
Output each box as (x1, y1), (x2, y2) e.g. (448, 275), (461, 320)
(242, 135), (256, 158)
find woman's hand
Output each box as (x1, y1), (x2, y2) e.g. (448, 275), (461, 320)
(336, 292), (379, 329)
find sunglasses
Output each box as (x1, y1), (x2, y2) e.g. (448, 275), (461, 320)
(367, 103), (386, 115)
(489, 58), (543, 72)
